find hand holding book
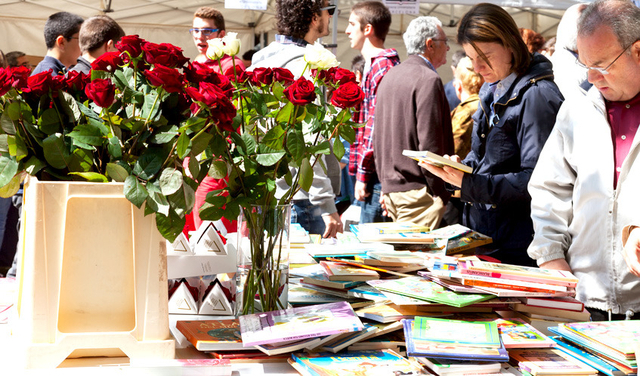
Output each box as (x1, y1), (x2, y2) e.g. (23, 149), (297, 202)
(403, 150), (469, 188)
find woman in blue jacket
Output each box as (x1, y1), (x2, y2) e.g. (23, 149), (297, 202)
(422, 3), (563, 266)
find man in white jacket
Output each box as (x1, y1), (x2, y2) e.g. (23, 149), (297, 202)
(528, 0), (640, 321)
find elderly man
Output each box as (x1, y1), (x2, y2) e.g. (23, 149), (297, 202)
(373, 16), (453, 229)
(528, 0), (640, 321)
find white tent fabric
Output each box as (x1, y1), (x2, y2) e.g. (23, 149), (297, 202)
(0, 0), (589, 76)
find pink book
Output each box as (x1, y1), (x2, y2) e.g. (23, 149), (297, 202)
(462, 260), (578, 287)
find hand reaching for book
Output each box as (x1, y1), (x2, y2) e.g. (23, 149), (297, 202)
(622, 226), (640, 277)
(419, 154), (464, 188)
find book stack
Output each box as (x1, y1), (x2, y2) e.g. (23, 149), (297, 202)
(510, 297), (591, 335)
(547, 320), (640, 375)
(351, 222), (436, 244)
(421, 224), (493, 255)
(289, 263), (365, 301)
(303, 231), (394, 259)
(509, 348), (597, 375)
(289, 349), (427, 375)
(403, 316), (510, 362)
(492, 318), (555, 349)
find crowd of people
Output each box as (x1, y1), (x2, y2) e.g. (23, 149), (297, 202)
(3, 0), (640, 322)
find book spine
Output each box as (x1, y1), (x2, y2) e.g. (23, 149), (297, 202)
(461, 269), (577, 287)
(461, 279), (563, 294)
(524, 298), (584, 311)
(466, 262), (577, 284)
(458, 274), (568, 292)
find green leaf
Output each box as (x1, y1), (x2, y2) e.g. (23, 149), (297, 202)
(340, 124), (356, 144)
(146, 182), (170, 216)
(59, 90), (82, 122)
(154, 211), (185, 243)
(168, 183), (195, 217)
(106, 162), (129, 182)
(198, 202), (225, 222)
(107, 136), (122, 159)
(24, 156), (46, 175)
(42, 133), (71, 170)
(176, 132), (190, 159)
(149, 126), (178, 144)
(68, 123), (106, 146)
(276, 102), (294, 124)
(38, 108), (61, 135)
(240, 132), (257, 154)
(298, 157), (313, 192)
(159, 167), (183, 195)
(272, 81), (285, 101)
(6, 102), (20, 121)
(0, 171), (24, 198)
(69, 172), (108, 182)
(310, 140), (331, 155)
(286, 130), (305, 161)
(78, 101), (101, 121)
(132, 148), (165, 180)
(124, 175), (148, 208)
(68, 148), (93, 172)
(7, 135), (28, 161)
(141, 92), (161, 121)
(0, 135), (7, 153)
(262, 125), (286, 150)
(190, 132), (213, 157)
(188, 155), (200, 181)
(256, 150), (285, 166)
(1, 112), (16, 135)
(0, 154), (19, 188)
(333, 137), (345, 161)
(208, 160), (227, 179)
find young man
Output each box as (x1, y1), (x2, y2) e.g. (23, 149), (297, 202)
(70, 15), (125, 74)
(5, 51), (30, 70)
(191, 7), (244, 74)
(345, 1), (400, 224)
(250, 0), (343, 239)
(31, 11), (84, 76)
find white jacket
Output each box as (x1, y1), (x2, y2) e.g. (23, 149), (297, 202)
(528, 87), (640, 315)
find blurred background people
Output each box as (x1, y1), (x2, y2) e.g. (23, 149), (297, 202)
(5, 51), (31, 70)
(444, 50), (466, 111)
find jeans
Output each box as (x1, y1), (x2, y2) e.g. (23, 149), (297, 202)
(291, 199), (326, 235)
(357, 177), (389, 224)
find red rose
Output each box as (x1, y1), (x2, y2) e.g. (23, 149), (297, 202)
(284, 78), (316, 106)
(143, 64), (184, 93)
(51, 75), (66, 93)
(312, 68), (334, 83)
(65, 70), (88, 92)
(224, 66), (250, 83)
(332, 68), (357, 85)
(251, 67), (273, 85)
(331, 81), (364, 108)
(184, 62), (216, 83)
(91, 52), (123, 72)
(0, 68), (13, 96)
(272, 68), (295, 85)
(8, 66), (30, 89)
(186, 82), (237, 132)
(85, 78), (116, 108)
(141, 42), (189, 68)
(25, 70), (54, 96)
(116, 35), (145, 59)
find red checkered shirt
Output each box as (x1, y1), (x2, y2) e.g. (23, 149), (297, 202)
(348, 48), (400, 183)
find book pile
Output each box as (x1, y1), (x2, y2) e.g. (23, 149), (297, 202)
(509, 348), (597, 375)
(547, 320), (640, 375)
(351, 222), (436, 244)
(289, 349), (427, 375)
(303, 231), (394, 259)
(509, 297), (591, 336)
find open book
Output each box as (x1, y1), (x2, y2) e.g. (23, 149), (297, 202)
(403, 150), (472, 174)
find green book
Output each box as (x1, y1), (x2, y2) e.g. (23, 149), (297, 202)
(370, 276), (493, 307)
(413, 316), (501, 348)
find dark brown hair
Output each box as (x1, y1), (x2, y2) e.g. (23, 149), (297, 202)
(276, 0), (324, 40)
(351, 1), (392, 42)
(194, 7), (226, 31)
(457, 3), (531, 75)
(79, 16), (125, 54)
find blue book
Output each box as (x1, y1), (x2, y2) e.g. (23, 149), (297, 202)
(403, 319), (509, 362)
(291, 349), (424, 376)
(550, 336), (625, 376)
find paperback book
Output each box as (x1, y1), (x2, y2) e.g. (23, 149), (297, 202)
(559, 321), (640, 358)
(291, 349), (427, 376)
(415, 357), (502, 376)
(319, 323), (378, 353)
(464, 260), (579, 285)
(319, 261), (380, 281)
(521, 297), (584, 312)
(512, 303), (591, 321)
(509, 348), (598, 375)
(493, 318), (555, 348)
(413, 316), (502, 348)
(550, 336), (628, 376)
(238, 301), (364, 347)
(351, 224), (437, 244)
(403, 149), (473, 173)
(176, 319), (244, 351)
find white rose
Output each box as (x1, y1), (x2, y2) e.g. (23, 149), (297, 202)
(222, 32), (241, 57)
(304, 43), (339, 70)
(206, 38), (226, 60)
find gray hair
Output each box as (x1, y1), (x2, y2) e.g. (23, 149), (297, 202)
(579, 0), (640, 49)
(403, 16), (443, 56)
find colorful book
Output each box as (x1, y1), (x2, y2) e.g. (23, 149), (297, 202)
(292, 264), (364, 290)
(288, 284), (346, 305)
(355, 302), (423, 323)
(369, 276), (494, 307)
(461, 264), (577, 288)
(238, 301), (364, 347)
(415, 357), (502, 376)
(413, 316), (502, 348)
(353, 222), (431, 234)
(365, 250), (428, 264)
(550, 336), (627, 376)
(175, 319), (244, 351)
(254, 337), (322, 356)
(509, 348), (598, 375)
(291, 349), (427, 376)
(403, 149), (473, 173)
(319, 323), (378, 353)
(351, 224), (437, 244)
(560, 321), (640, 357)
(319, 261), (380, 281)
(512, 303), (591, 321)
(425, 224), (474, 239)
(403, 319), (510, 362)
(459, 276), (569, 293)
(493, 318), (555, 348)
(465, 260), (579, 285)
(522, 297), (584, 312)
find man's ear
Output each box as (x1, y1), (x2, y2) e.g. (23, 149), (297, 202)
(106, 40), (115, 52)
(55, 35), (66, 50)
(363, 23), (373, 37)
(219, 30), (226, 38)
(632, 40), (640, 62)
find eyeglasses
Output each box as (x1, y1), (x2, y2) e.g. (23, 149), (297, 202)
(189, 28), (220, 36)
(320, 5), (338, 16)
(575, 42), (636, 75)
(432, 38), (449, 46)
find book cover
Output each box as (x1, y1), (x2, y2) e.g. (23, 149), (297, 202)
(415, 357), (502, 376)
(238, 301), (364, 347)
(550, 336), (627, 376)
(459, 275), (569, 293)
(320, 323), (379, 353)
(254, 337), (322, 356)
(512, 303), (591, 321)
(523, 297), (584, 312)
(354, 222), (431, 235)
(561, 321), (640, 356)
(413, 316), (502, 348)
(493, 318), (555, 348)
(371, 276), (494, 307)
(351, 224), (437, 244)
(461, 267), (577, 288)
(402, 149), (473, 174)
(292, 264), (364, 290)
(291, 349), (427, 376)
(288, 284), (346, 305)
(509, 348), (598, 375)
(403, 319), (510, 362)
(355, 302), (422, 323)
(425, 224), (474, 239)
(445, 231), (493, 255)
(365, 250), (427, 264)
(319, 261), (380, 281)
(175, 319), (244, 351)
(465, 260), (579, 284)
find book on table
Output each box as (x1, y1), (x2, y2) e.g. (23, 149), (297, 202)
(352, 221), (431, 234)
(558, 321), (640, 359)
(175, 319), (244, 351)
(522, 297), (584, 311)
(238, 301), (364, 347)
(509, 348), (598, 375)
(291, 264), (364, 290)
(492, 317), (555, 348)
(403, 149), (473, 173)
(319, 260), (380, 281)
(288, 283), (346, 305)
(319, 323), (379, 353)
(512, 303), (591, 321)
(550, 336), (629, 376)
(464, 260), (579, 286)
(415, 357), (502, 376)
(290, 349), (427, 376)
(253, 336), (323, 356)
(350, 224), (437, 244)
(413, 316), (502, 348)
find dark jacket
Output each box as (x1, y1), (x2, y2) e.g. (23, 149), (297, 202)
(460, 53), (563, 262)
(374, 54), (454, 201)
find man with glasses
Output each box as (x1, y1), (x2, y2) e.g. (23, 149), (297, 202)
(191, 7), (245, 74)
(345, 1), (399, 224)
(528, 0), (640, 321)
(373, 16), (453, 230)
(250, 0), (344, 239)
(32, 11), (83, 76)
(6, 51), (31, 70)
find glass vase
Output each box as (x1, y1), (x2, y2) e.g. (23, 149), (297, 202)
(235, 204), (291, 316)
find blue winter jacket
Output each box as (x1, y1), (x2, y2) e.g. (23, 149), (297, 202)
(460, 53), (564, 263)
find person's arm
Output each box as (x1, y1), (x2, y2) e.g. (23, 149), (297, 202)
(305, 154), (343, 238)
(622, 225), (640, 277)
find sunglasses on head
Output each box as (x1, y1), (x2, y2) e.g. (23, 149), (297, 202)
(320, 5), (337, 16)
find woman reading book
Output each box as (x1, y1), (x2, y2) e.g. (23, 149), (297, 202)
(420, 3), (563, 266)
